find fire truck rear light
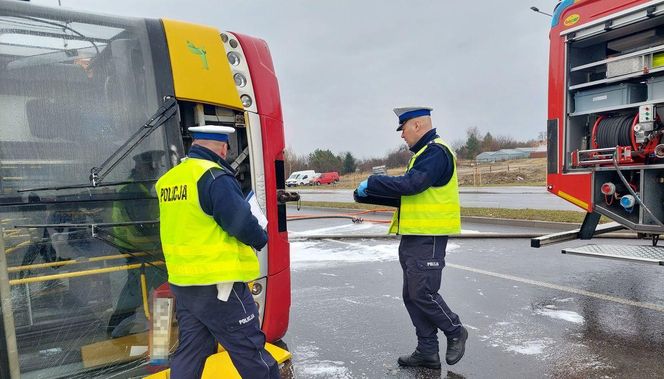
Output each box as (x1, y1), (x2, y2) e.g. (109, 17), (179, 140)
(601, 182), (616, 195)
(150, 297), (174, 365)
(251, 282), (263, 295)
(241, 94), (253, 107)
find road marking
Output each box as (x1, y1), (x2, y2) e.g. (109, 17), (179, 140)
(448, 263), (664, 313)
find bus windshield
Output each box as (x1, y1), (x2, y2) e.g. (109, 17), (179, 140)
(0, 7), (165, 193)
(0, 4), (168, 378)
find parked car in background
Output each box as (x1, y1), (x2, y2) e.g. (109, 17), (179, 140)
(312, 171), (339, 185)
(286, 170), (316, 187)
(372, 165), (387, 175)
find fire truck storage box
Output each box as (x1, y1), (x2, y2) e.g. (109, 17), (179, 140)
(606, 56), (644, 78)
(574, 83), (646, 113)
(647, 75), (664, 100)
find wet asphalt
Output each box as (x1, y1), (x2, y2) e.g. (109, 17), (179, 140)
(280, 208), (664, 378)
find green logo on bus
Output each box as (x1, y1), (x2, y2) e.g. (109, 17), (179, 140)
(187, 41), (209, 70)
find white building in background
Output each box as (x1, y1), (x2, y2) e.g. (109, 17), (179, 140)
(475, 149), (530, 163)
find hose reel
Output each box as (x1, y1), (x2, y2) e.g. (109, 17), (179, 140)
(591, 113), (662, 155)
(591, 114), (639, 149)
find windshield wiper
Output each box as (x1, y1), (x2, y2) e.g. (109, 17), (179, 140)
(14, 98), (177, 194)
(89, 97), (177, 186)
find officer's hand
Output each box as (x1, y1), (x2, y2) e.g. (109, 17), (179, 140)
(356, 180), (368, 197)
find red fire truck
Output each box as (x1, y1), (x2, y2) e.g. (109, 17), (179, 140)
(533, 0), (664, 266)
(0, 1), (292, 378)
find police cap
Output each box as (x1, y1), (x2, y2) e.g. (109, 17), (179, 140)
(188, 125), (236, 142)
(394, 106), (433, 131)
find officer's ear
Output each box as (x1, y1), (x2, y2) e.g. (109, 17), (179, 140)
(219, 141), (230, 158)
(413, 119), (422, 132)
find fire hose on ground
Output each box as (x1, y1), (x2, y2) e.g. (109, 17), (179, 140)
(287, 208), (394, 224)
(285, 208), (638, 240)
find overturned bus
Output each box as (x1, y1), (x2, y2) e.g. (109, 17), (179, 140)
(0, 1), (291, 378)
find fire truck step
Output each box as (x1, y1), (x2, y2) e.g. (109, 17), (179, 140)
(562, 244), (664, 265)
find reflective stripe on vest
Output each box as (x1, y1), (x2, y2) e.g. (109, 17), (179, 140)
(388, 138), (461, 235)
(155, 158), (259, 285)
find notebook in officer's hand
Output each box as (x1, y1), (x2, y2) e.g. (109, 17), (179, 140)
(246, 190), (268, 230)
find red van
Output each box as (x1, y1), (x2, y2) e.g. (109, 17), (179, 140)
(312, 171), (340, 185)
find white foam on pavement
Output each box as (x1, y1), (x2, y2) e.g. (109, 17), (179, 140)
(480, 320), (554, 358)
(291, 224), (480, 237)
(290, 241), (397, 269)
(535, 308), (584, 324)
(507, 341), (547, 355)
(298, 361), (352, 378)
(289, 222), (383, 236)
(290, 241), (461, 269)
(292, 344), (352, 378)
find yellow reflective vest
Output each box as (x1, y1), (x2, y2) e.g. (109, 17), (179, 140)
(388, 138), (461, 235)
(155, 158), (259, 285)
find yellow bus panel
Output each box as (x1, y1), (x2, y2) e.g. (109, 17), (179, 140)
(161, 19), (243, 109)
(143, 342), (291, 378)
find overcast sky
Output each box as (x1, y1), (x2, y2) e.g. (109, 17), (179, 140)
(31, 0), (556, 159)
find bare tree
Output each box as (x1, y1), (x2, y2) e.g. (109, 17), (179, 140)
(283, 147), (308, 175)
(385, 145), (411, 168)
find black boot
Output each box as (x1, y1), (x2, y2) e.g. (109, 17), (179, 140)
(445, 326), (468, 365)
(397, 350), (441, 369)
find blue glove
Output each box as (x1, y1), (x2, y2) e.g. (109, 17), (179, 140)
(357, 180), (368, 197)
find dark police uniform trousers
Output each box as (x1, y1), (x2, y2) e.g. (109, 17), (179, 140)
(399, 235), (462, 354)
(170, 282), (280, 379)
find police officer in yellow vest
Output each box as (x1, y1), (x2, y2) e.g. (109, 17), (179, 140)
(354, 107), (467, 369)
(156, 125), (279, 379)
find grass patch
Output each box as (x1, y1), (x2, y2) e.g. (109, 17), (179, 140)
(295, 201), (604, 224)
(459, 182), (546, 188)
(461, 207), (586, 223)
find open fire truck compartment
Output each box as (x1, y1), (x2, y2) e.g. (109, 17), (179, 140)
(537, 0), (664, 262)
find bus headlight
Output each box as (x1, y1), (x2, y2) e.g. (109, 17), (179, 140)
(228, 51), (241, 66)
(241, 94), (253, 108)
(221, 33), (229, 43)
(250, 277), (267, 326)
(234, 73), (247, 87)
(229, 39), (239, 48)
(251, 282), (263, 295)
